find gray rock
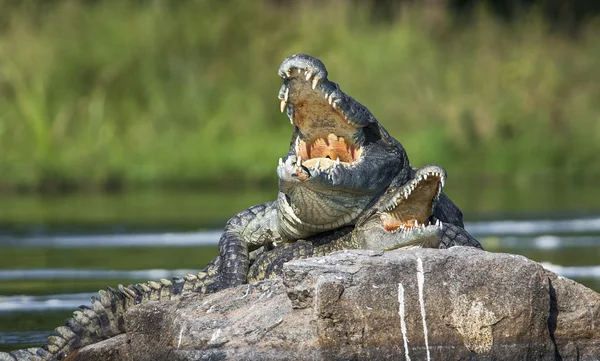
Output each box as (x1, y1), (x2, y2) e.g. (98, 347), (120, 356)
(71, 248), (600, 361)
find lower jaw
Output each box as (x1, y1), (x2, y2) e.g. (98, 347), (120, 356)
(276, 190), (365, 239)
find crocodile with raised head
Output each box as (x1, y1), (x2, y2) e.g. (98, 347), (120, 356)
(0, 55), (478, 361)
(0, 165), (481, 361)
(218, 54), (465, 290)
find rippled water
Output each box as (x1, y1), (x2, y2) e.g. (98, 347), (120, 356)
(0, 188), (599, 351)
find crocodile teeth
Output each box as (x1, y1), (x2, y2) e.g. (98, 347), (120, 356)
(335, 157), (340, 166)
(295, 136), (301, 154)
(312, 77), (320, 89)
(280, 99), (287, 113)
(296, 157), (302, 167)
(328, 94), (334, 105)
(305, 70), (312, 81)
(423, 174), (428, 180)
(414, 220), (419, 228)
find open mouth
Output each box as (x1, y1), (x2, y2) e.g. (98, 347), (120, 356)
(294, 133), (360, 169)
(378, 166), (446, 233)
(279, 65), (363, 169)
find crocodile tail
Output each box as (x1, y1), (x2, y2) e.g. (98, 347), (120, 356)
(0, 259), (222, 361)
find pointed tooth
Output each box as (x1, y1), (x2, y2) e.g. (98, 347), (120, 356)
(414, 220), (419, 228)
(328, 95), (334, 105)
(280, 99), (287, 113)
(335, 157), (340, 166)
(284, 88), (289, 102)
(305, 71), (312, 81)
(312, 77), (319, 89)
(285, 70), (291, 77)
(423, 174), (428, 180)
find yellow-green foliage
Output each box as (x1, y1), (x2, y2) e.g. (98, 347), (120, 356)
(0, 1), (598, 190)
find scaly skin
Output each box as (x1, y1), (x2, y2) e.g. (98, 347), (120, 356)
(219, 54), (466, 289)
(0, 56), (477, 361)
(0, 167), (480, 361)
(248, 165), (481, 282)
(0, 258), (225, 361)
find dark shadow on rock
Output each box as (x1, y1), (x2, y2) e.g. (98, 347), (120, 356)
(547, 278), (562, 361)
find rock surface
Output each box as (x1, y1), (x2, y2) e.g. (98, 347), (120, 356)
(70, 247), (600, 361)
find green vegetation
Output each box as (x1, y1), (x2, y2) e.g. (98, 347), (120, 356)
(0, 1), (599, 191)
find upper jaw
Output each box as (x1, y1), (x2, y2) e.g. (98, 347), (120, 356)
(278, 54), (374, 129)
(277, 54), (375, 172)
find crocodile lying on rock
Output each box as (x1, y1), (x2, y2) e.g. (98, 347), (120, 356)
(248, 164), (482, 282)
(0, 55), (482, 361)
(0, 164), (480, 361)
(217, 54), (466, 290)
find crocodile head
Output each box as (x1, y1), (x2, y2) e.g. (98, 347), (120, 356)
(354, 165), (446, 250)
(278, 55), (370, 170)
(276, 54), (409, 239)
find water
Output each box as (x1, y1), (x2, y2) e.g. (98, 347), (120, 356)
(0, 185), (599, 352)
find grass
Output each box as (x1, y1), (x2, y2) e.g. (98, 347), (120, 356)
(0, 1), (599, 191)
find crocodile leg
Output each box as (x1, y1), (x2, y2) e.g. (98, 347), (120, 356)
(438, 223), (483, 249)
(248, 165), (483, 283)
(216, 201), (280, 290)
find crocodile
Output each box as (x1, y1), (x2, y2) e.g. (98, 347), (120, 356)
(217, 54), (465, 290)
(0, 55), (478, 360)
(0, 165), (481, 361)
(248, 164), (481, 281)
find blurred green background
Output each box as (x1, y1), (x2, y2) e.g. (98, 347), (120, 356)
(0, 0), (598, 193)
(1, 0), (600, 352)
